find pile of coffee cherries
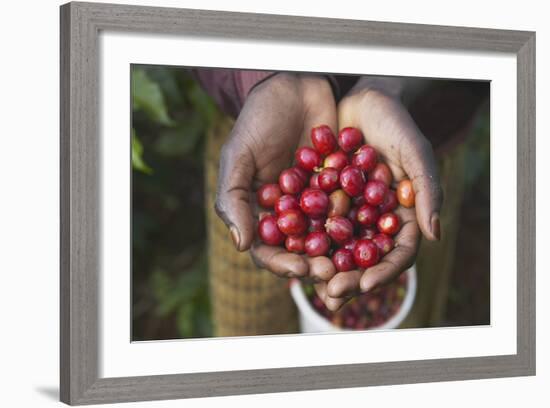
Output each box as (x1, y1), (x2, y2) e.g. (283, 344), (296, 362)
(304, 273), (408, 329)
(256, 125), (415, 272)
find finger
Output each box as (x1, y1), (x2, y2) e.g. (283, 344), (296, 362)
(360, 208), (420, 292)
(250, 243), (309, 278)
(307, 256), (337, 282)
(215, 138), (256, 251)
(360, 246), (415, 293)
(401, 136), (443, 241)
(314, 282), (346, 312)
(338, 95), (407, 181)
(327, 270), (362, 298)
(301, 80), (338, 146)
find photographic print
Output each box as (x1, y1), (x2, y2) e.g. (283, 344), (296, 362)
(131, 66), (490, 341)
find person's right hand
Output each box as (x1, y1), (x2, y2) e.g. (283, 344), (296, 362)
(215, 73), (339, 282)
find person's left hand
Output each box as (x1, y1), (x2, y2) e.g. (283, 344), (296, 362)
(315, 77), (443, 311)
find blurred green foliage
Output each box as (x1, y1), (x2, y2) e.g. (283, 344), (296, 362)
(131, 129), (152, 174)
(464, 107), (490, 199)
(445, 105), (491, 326)
(131, 66), (218, 340)
(132, 68), (175, 127)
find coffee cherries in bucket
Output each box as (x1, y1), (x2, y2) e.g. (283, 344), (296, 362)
(256, 125), (416, 272)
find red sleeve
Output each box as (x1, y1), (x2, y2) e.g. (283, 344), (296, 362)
(192, 69), (276, 117)
(193, 68), (351, 117)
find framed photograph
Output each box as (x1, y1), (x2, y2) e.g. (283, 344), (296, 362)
(60, 1), (535, 405)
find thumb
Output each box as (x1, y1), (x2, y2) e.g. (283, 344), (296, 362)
(215, 138), (256, 251)
(401, 136), (443, 241)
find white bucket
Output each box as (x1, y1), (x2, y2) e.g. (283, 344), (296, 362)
(290, 265), (417, 333)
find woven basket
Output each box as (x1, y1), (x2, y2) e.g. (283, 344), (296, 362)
(205, 116), (299, 337)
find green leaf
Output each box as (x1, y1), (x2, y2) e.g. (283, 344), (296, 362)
(150, 250), (208, 319)
(151, 268), (171, 302)
(145, 67), (184, 107)
(151, 268), (181, 316)
(131, 129), (153, 174)
(154, 119), (202, 157)
(176, 302), (195, 338)
(187, 83), (217, 124)
(132, 68), (174, 126)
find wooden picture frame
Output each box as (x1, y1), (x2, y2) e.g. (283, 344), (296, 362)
(60, 2), (535, 405)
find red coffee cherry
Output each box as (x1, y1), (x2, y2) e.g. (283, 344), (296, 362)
(372, 233), (394, 255)
(318, 167), (340, 193)
(352, 195), (366, 207)
(368, 163), (393, 187)
(359, 226), (377, 240)
(325, 216), (354, 244)
(311, 125), (337, 155)
(295, 147), (322, 172)
(308, 216), (326, 233)
(258, 212), (271, 221)
(339, 165), (365, 197)
(332, 248), (356, 272)
(347, 206), (359, 227)
(353, 239), (380, 269)
(285, 235), (306, 254)
(377, 212), (400, 236)
(305, 231), (331, 257)
(364, 180), (389, 206)
(258, 214), (285, 246)
(292, 166), (310, 183)
(328, 189), (351, 217)
(277, 208), (307, 236)
(279, 168), (305, 195)
(309, 172), (321, 189)
(256, 184), (282, 209)
(378, 189), (398, 213)
(356, 204), (380, 226)
(352, 145), (378, 172)
(324, 150), (349, 171)
(396, 179), (415, 208)
(338, 127), (363, 152)
(341, 238), (358, 252)
(300, 188), (329, 218)
(274, 194), (300, 215)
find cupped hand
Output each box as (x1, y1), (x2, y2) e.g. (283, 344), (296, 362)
(322, 77), (443, 309)
(215, 73), (338, 282)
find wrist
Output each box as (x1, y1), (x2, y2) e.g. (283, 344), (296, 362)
(352, 76), (432, 108)
(297, 74), (335, 106)
(354, 76), (407, 100)
(244, 73), (335, 124)
(235, 70), (278, 105)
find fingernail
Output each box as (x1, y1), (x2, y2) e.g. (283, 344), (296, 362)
(229, 225), (241, 250)
(431, 214), (441, 241)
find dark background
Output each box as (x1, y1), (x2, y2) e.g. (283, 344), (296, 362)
(131, 66), (490, 341)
